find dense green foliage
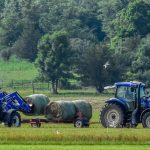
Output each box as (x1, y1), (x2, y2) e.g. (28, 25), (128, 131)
(0, 0), (150, 92)
(36, 30), (74, 93)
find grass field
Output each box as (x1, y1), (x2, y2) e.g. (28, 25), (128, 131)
(0, 123), (150, 145)
(1, 90), (150, 150)
(0, 91), (148, 149)
(1, 87), (149, 147)
(0, 57), (38, 80)
(0, 145), (150, 150)
(0, 90), (149, 147)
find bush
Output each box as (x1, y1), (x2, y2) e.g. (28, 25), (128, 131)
(0, 48), (12, 61)
(60, 79), (82, 90)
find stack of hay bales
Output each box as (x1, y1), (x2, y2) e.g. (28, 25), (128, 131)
(25, 94), (49, 115)
(45, 100), (92, 122)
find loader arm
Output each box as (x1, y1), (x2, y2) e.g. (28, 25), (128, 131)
(0, 91), (31, 113)
(0, 91), (7, 99)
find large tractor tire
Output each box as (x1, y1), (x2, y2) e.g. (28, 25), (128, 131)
(4, 111), (21, 127)
(100, 103), (125, 128)
(142, 112), (150, 128)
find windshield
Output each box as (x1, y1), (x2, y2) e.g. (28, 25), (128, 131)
(116, 86), (145, 102)
(116, 86), (135, 102)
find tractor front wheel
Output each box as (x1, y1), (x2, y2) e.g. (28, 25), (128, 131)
(142, 112), (150, 128)
(4, 111), (21, 127)
(100, 103), (125, 128)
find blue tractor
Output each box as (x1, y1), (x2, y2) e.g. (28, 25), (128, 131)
(0, 91), (31, 127)
(100, 81), (150, 128)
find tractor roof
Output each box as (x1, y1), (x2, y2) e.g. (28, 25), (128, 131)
(115, 81), (145, 87)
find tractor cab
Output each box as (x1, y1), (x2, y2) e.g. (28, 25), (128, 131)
(100, 81), (150, 128)
(115, 82), (146, 111)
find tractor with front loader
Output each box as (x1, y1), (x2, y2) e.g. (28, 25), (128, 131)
(0, 91), (31, 127)
(100, 81), (150, 128)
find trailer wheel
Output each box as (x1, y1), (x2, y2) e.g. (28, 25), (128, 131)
(74, 119), (84, 128)
(100, 103), (125, 128)
(6, 112), (21, 127)
(74, 118), (89, 128)
(142, 112), (150, 128)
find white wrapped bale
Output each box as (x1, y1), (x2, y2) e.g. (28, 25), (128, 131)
(25, 94), (49, 115)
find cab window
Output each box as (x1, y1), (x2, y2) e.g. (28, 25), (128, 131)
(116, 86), (135, 102)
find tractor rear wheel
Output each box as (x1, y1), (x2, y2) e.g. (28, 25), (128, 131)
(100, 103), (125, 128)
(142, 112), (150, 128)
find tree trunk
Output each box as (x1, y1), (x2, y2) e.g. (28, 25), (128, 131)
(51, 80), (58, 94)
(96, 84), (104, 93)
(55, 79), (58, 94)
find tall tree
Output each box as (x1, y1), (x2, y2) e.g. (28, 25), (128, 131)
(113, 0), (150, 39)
(98, 0), (129, 40)
(39, 0), (105, 42)
(0, 0), (5, 13)
(12, 0), (42, 61)
(132, 35), (150, 85)
(0, 0), (22, 48)
(0, 0), (42, 61)
(36, 30), (74, 94)
(77, 43), (111, 93)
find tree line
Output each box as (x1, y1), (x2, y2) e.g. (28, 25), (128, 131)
(0, 0), (150, 93)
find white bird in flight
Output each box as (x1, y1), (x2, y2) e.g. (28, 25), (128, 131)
(103, 61), (110, 69)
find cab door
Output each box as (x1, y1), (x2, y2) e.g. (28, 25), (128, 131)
(124, 86), (136, 111)
(116, 86), (135, 111)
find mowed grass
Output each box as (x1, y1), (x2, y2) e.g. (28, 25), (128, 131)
(0, 124), (150, 145)
(0, 145), (150, 150)
(0, 58), (38, 80)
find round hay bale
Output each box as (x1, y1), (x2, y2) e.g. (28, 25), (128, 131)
(45, 101), (76, 122)
(25, 94), (49, 115)
(73, 100), (92, 120)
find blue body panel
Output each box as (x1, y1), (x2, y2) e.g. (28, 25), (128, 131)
(140, 99), (150, 120)
(106, 98), (129, 111)
(0, 91), (31, 113)
(141, 99), (150, 108)
(0, 92), (7, 99)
